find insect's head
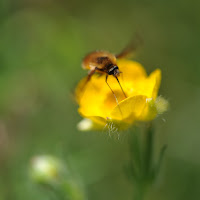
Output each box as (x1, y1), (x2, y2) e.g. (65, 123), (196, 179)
(108, 65), (121, 77)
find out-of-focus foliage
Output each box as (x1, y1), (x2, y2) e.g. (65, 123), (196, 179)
(0, 0), (200, 199)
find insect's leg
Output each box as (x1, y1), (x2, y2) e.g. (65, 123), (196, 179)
(105, 75), (119, 104)
(77, 68), (97, 102)
(115, 76), (127, 98)
(87, 68), (97, 82)
(80, 68), (97, 91)
(105, 75), (123, 118)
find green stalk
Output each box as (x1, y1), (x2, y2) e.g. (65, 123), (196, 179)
(144, 123), (154, 181)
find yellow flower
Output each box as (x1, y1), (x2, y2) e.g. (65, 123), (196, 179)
(76, 59), (167, 130)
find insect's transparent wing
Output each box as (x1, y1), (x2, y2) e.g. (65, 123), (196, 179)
(116, 33), (143, 59)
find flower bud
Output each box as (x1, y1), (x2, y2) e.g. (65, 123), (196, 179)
(77, 118), (103, 131)
(30, 155), (64, 184)
(29, 155), (87, 200)
(155, 96), (169, 114)
(77, 118), (93, 131)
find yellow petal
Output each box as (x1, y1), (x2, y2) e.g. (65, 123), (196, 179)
(75, 58), (163, 129)
(77, 76), (109, 118)
(110, 95), (147, 123)
(117, 59), (147, 80)
(149, 69), (161, 99)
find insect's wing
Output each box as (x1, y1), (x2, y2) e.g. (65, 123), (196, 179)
(116, 33), (143, 59)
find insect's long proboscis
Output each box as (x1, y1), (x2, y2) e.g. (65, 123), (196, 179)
(115, 76), (127, 98)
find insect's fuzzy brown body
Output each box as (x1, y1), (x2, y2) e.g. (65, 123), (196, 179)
(82, 34), (141, 84)
(82, 51), (127, 99)
(82, 51), (117, 75)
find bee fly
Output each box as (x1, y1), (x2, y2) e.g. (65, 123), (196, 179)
(82, 51), (126, 101)
(81, 36), (142, 107)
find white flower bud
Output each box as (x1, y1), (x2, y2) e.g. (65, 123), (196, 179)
(30, 155), (64, 184)
(77, 118), (93, 131)
(155, 96), (169, 114)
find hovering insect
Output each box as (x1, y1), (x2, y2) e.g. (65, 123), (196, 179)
(81, 35), (142, 103)
(82, 51), (127, 99)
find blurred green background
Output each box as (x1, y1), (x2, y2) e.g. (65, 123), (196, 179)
(0, 0), (200, 199)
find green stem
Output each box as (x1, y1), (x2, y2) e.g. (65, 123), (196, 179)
(135, 183), (145, 200)
(128, 123), (167, 200)
(144, 123), (154, 180)
(129, 128), (142, 180)
(129, 124), (155, 200)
